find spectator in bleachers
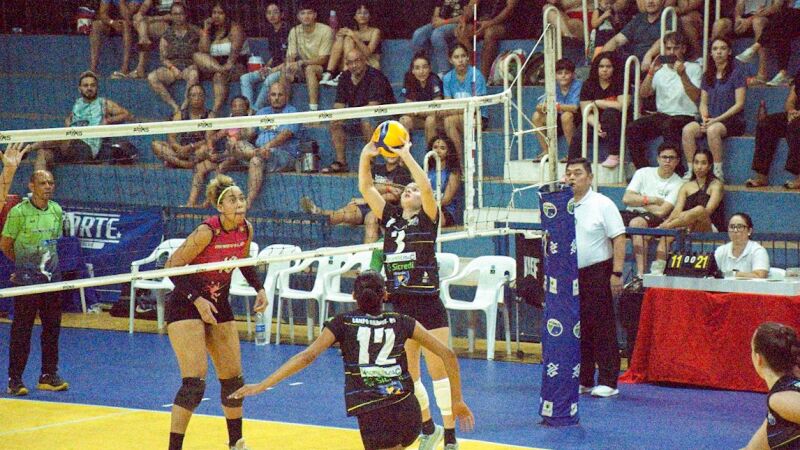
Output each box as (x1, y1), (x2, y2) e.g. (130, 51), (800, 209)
(152, 84), (213, 169)
(146, 2), (200, 114)
(324, 48), (396, 174)
(627, 31), (701, 170)
(320, 4), (383, 88)
(664, 0), (703, 60)
(591, 0), (630, 58)
(714, 212), (769, 278)
(544, 0), (591, 46)
(237, 82), (302, 206)
(131, 0), (180, 79)
(193, 2), (247, 114)
(745, 0), (800, 86)
(566, 52), (626, 167)
(440, 43), (488, 167)
(239, 2), (288, 110)
(426, 134), (463, 226)
(456, 0), (526, 79)
(90, 0), (141, 78)
(412, 0), (468, 77)
(600, 0), (669, 71)
(622, 143), (684, 279)
(746, 72), (800, 189)
(656, 148), (725, 260)
(533, 58), (582, 162)
(681, 37), (746, 182)
(30, 71), (133, 171)
(715, 0), (784, 85)
(399, 53), (444, 146)
(185, 96), (256, 207)
(300, 155), (412, 243)
(283, 2), (334, 112)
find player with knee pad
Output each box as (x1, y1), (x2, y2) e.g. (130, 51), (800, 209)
(173, 377), (206, 411)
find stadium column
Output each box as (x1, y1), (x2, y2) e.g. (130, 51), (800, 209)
(537, 183), (580, 426)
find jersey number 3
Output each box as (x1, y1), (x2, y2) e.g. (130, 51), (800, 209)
(356, 327), (397, 366)
(390, 229), (406, 253)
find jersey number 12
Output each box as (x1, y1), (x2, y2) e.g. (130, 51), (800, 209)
(357, 327), (397, 366)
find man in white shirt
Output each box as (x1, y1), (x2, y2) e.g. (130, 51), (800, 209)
(566, 158), (626, 398)
(622, 144), (685, 277)
(626, 31), (702, 170)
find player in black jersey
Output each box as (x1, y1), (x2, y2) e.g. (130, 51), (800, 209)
(746, 322), (800, 450)
(358, 139), (458, 450)
(231, 271), (474, 450)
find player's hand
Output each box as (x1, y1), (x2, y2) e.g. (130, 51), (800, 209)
(361, 141), (381, 159)
(1, 143), (31, 169)
(611, 274), (623, 297)
(229, 382), (268, 399)
(453, 401), (475, 432)
(393, 140), (413, 161)
(193, 297), (218, 324)
(253, 289), (268, 313)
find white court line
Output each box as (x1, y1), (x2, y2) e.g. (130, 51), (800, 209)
(289, 382), (303, 386)
(0, 409), (137, 437)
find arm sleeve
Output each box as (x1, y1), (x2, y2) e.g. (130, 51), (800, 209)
(626, 169), (644, 194)
(171, 274), (203, 303)
(240, 265), (263, 291)
(322, 314), (343, 342)
(603, 199), (627, 238)
(752, 246), (770, 272)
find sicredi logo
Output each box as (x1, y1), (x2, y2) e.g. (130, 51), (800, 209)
(546, 318), (563, 337)
(542, 202), (557, 218)
(63, 211), (122, 249)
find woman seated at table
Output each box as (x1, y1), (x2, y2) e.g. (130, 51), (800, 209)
(714, 212), (769, 279)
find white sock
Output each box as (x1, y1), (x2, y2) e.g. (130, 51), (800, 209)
(309, 104), (318, 111)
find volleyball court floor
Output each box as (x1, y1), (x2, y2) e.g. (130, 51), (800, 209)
(0, 323), (765, 449)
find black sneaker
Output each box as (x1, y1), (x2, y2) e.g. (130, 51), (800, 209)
(38, 373), (69, 391)
(7, 378), (28, 396)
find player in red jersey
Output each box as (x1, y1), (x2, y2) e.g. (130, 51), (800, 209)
(164, 174), (267, 450)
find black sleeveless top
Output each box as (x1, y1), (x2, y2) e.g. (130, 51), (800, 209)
(324, 310), (416, 416)
(767, 376), (800, 449)
(381, 203), (439, 296)
(684, 178), (725, 231)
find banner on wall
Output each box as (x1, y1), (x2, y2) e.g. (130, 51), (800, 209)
(537, 183), (581, 426)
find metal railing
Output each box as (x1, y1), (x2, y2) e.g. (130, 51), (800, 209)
(684, 233), (800, 269)
(503, 52), (525, 162)
(701, 0), (723, 70)
(660, 7), (678, 55)
(581, 0), (599, 58)
(543, 5), (564, 59)
(580, 102), (602, 190)
(618, 55), (641, 183)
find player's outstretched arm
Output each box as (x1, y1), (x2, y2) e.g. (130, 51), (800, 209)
(743, 419), (769, 450)
(411, 321), (475, 431)
(358, 142), (387, 219)
(230, 328), (337, 399)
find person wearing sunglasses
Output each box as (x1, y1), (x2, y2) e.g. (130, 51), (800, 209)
(714, 212), (769, 279)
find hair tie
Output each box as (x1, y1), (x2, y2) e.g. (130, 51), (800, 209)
(217, 185), (237, 206)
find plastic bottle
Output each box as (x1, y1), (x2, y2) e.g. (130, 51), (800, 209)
(255, 312), (268, 346)
(757, 99), (767, 123)
(328, 10), (339, 34)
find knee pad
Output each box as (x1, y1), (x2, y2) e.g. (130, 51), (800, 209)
(220, 375), (245, 408)
(414, 379), (430, 412)
(432, 378), (452, 417)
(174, 377), (205, 411)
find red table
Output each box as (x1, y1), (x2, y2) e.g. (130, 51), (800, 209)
(620, 287), (800, 393)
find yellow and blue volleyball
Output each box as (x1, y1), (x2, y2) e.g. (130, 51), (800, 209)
(371, 120), (409, 158)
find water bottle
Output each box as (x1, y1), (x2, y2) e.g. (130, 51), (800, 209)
(255, 312), (268, 346)
(328, 10), (339, 34)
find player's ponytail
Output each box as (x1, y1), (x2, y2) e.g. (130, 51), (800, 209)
(353, 270), (386, 315)
(753, 322), (800, 374)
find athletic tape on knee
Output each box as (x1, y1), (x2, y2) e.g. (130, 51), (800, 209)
(174, 377), (205, 411)
(414, 379), (430, 411)
(220, 375), (245, 408)
(432, 378), (452, 417)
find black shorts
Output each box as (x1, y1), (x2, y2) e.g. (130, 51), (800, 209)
(356, 394), (421, 450)
(620, 210), (663, 228)
(165, 290), (235, 324)
(390, 293), (449, 330)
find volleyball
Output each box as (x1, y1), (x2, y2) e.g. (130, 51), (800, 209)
(371, 120), (409, 158)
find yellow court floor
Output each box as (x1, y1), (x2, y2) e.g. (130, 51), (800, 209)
(0, 399), (543, 450)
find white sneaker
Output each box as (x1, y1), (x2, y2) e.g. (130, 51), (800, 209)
(444, 443), (460, 450)
(327, 72), (341, 87)
(579, 384), (594, 394)
(320, 72), (332, 85)
(230, 438), (250, 450)
(418, 424), (444, 450)
(767, 72), (793, 87)
(591, 385), (619, 398)
(736, 47), (757, 63)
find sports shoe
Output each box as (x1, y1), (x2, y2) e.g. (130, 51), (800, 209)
(444, 443), (460, 450)
(418, 424), (444, 450)
(300, 196), (321, 214)
(735, 46), (757, 63)
(326, 73), (341, 87)
(767, 71), (793, 87)
(320, 72), (332, 85)
(624, 276), (643, 292)
(37, 373), (69, 391)
(579, 384), (594, 394)
(230, 438), (250, 450)
(7, 378), (28, 396)
(600, 155), (619, 168)
(591, 385), (619, 397)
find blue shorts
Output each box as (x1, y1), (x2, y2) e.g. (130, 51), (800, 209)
(264, 148), (296, 173)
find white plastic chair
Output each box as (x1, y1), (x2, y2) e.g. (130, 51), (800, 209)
(226, 242), (260, 333)
(275, 248), (352, 344)
(129, 238), (185, 334)
(441, 255), (516, 360)
(436, 253), (461, 283)
(320, 250), (374, 327)
(229, 244), (302, 342)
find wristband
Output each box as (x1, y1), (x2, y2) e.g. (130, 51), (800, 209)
(240, 265), (264, 291)
(643, 195), (649, 206)
(556, 103), (561, 113)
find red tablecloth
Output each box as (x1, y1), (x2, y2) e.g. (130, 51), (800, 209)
(619, 287), (800, 393)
